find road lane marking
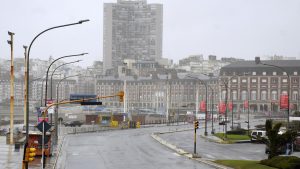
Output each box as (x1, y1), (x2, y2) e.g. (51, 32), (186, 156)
(72, 152), (79, 156)
(173, 152), (180, 157)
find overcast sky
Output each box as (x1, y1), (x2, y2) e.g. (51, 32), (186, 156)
(1, 0), (300, 67)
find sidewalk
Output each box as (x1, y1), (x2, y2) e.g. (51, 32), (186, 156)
(0, 136), (23, 169)
(151, 128), (233, 169)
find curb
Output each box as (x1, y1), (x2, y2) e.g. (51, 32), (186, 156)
(52, 135), (66, 169)
(151, 133), (233, 169)
(199, 135), (225, 144)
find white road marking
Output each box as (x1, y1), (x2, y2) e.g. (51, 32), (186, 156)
(173, 152), (180, 157)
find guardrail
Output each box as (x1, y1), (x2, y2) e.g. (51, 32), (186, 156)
(59, 125), (119, 136)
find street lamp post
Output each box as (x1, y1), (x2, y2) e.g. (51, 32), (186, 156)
(208, 85), (214, 134)
(25, 20), (89, 169)
(45, 54), (86, 125)
(255, 57), (290, 128)
(50, 60), (82, 101)
(186, 75), (208, 136)
(7, 31), (15, 144)
(55, 74), (81, 144)
(218, 78), (228, 138)
(45, 54), (87, 106)
(201, 73), (215, 134)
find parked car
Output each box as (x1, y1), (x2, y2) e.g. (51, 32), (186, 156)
(64, 121), (83, 127)
(251, 130), (267, 142)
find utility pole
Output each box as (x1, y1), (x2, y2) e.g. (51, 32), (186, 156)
(123, 79), (126, 121)
(23, 46), (28, 127)
(7, 31), (15, 144)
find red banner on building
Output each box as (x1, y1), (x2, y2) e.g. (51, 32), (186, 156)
(280, 94), (288, 109)
(228, 102), (233, 111)
(244, 100), (249, 109)
(219, 102), (226, 114)
(200, 101), (206, 112)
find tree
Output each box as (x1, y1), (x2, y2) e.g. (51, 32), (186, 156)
(264, 119), (297, 159)
(264, 119), (284, 159)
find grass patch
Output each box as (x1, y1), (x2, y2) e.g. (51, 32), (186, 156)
(214, 133), (250, 141)
(261, 156), (300, 169)
(215, 160), (276, 169)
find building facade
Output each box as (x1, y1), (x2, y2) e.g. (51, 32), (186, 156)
(95, 72), (219, 116)
(103, 0), (163, 72)
(220, 60), (300, 114)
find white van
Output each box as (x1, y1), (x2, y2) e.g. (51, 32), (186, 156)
(251, 130), (266, 142)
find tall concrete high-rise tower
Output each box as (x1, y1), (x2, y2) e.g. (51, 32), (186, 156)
(103, 0), (163, 72)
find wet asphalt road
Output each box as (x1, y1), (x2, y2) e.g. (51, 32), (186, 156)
(56, 126), (214, 169)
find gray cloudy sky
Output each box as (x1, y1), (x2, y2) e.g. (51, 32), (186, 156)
(1, 0), (300, 67)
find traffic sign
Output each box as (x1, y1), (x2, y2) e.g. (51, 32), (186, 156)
(36, 120), (51, 133)
(80, 101), (102, 105)
(37, 135), (51, 144)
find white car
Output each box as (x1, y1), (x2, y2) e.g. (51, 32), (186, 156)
(251, 130), (266, 142)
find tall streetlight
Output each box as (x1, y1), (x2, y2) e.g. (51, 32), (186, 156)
(50, 60), (82, 101)
(7, 31), (15, 144)
(202, 73), (228, 138)
(55, 74), (81, 144)
(25, 20), (89, 168)
(186, 74), (208, 136)
(45, 54), (87, 125)
(218, 78), (228, 138)
(159, 70), (171, 123)
(45, 54), (87, 106)
(201, 73), (216, 134)
(255, 57), (290, 128)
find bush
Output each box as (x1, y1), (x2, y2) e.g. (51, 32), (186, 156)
(260, 156), (300, 169)
(227, 129), (247, 135)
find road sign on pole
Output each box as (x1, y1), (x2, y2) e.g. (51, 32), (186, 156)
(36, 120), (51, 133)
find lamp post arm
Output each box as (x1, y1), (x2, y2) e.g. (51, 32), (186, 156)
(261, 62), (290, 128)
(25, 20), (89, 145)
(45, 53), (86, 106)
(50, 60), (81, 100)
(27, 20), (89, 58)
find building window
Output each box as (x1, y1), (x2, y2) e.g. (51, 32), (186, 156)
(273, 72), (277, 76)
(221, 90), (227, 100)
(241, 90), (247, 101)
(242, 79), (247, 83)
(271, 78), (278, 84)
(261, 78), (267, 83)
(262, 72), (266, 76)
(232, 79), (237, 83)
(252, 72), (256, 75)
(294, 72), (298, 75)
(282, 78), (288, 83)
(251, 90), (257, 100)
(232, 90), (237, 100)
(271, 90), (277, 100)
(293, 78), (298, 83)
(292, 91), (298, 101)
(251, 78), (257, 83)
(261, 90), (267, 100)
(283, 72), (287, 75)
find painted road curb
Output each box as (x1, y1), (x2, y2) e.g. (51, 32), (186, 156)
(151, 132), (233, 169)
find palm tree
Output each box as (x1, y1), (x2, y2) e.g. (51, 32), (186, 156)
(264, 119), (297, 159)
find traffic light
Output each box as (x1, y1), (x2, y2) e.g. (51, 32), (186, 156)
(25, 147), (36, 162)
(118, 91), (124, 102)
(194, 121), (199, 129)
